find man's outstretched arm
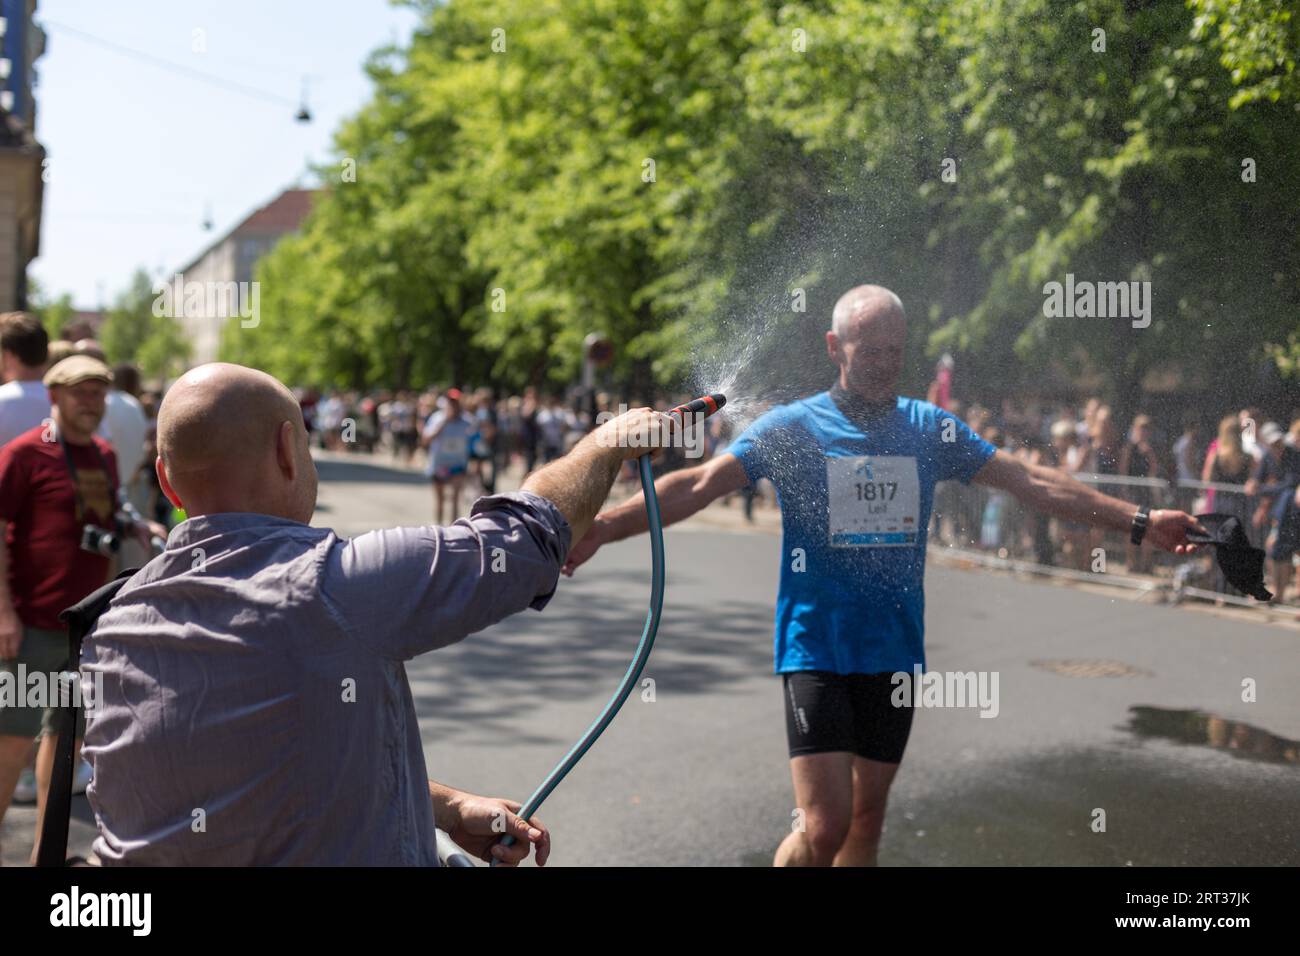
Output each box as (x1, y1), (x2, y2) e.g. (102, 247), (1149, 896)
(563, 452), (751, 575)
(522, 407), (675, 545)
(324, 407), (675, 658)
(972, 449), (1203, 553)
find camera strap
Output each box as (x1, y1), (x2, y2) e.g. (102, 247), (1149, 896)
(57, 431), (117, 525)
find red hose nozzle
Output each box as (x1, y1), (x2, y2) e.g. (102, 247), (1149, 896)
(667, 393), (727, 422)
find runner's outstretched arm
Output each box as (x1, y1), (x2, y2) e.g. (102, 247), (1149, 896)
(562, 452), (750, 575)
(972, 449), (1204, 554)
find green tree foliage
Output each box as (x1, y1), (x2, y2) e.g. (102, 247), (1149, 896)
(100, 268), (192, 381)
(27, 277), (76, 340)
(1190, 0), (1299, 107)
(224, 0), (1300, 403)
(100, 269), (156, 363)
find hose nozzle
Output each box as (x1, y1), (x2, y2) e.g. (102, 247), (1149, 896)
(667, 393), (726, 423)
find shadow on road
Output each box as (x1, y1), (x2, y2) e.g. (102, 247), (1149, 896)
(407, 565), (776, 747)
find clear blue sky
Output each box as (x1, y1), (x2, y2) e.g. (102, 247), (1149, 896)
(29, 0), (419, 309)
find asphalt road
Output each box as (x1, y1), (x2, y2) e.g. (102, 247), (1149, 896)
(6, 452), (1296, 866)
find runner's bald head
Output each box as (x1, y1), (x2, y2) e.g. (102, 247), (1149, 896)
(156, 363), (317, 522)
(831, 285), (906, 339)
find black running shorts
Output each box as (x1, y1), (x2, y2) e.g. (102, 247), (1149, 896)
(782, 670), (914, 764)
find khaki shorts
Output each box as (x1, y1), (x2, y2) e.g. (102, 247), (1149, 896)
(0, 625), (86, 739)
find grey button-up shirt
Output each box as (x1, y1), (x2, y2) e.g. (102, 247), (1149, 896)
(80, 491), (570, 865)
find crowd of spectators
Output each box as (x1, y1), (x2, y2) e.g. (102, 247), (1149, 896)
(0, 313), (169, 861)
(932, 397), (1300, 603)
(291, 382), (1300, 605)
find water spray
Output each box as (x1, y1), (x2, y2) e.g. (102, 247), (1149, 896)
(490, 392), (727, 865)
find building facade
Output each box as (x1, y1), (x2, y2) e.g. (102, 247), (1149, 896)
(175, 187), (316, 365)
(0, 0), (44, 312)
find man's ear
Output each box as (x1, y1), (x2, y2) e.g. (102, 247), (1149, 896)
(275, 420), (298, 480)
(156, 457), (182, 510)
(826, 330), (840, 363)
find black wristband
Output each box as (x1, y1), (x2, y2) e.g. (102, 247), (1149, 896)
(1130, 505), (1150, 546)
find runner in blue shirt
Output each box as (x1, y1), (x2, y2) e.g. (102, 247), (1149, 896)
(422, 388), (479, 525)
(563, 284), (1204, 867)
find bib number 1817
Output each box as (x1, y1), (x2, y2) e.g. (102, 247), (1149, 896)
(854, 481), (897, 502)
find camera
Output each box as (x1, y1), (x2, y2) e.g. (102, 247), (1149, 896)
(80, 524), (120, 556)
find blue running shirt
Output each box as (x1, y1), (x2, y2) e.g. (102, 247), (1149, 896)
(726, 390), (996, 675)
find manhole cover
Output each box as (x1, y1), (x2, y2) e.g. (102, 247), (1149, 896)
(1030, 659), (1153, 678)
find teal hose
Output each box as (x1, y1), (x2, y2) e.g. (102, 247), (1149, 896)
(491, 452), (665, 865)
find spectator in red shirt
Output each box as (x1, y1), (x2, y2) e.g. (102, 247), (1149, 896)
(0, 355), (165, 863)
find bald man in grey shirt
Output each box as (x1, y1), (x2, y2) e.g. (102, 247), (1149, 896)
(79, 363), (669, 866)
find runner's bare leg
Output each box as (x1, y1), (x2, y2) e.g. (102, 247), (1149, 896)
(832, 756), (900, 866)
(450, 474), (465, 521)
(774, 751), (853, 866)
(433, 481), (447, 525)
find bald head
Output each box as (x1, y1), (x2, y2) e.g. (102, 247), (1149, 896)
(157, 363), (317, 521)
(831, 285), (905, 337)
(827, 285), (907, 402)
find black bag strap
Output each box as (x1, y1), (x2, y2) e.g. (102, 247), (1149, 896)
(37, 567), (140, 867)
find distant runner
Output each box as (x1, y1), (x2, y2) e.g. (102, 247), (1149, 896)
(564, 284), (1204, 866)
(422, 388), (477, 524)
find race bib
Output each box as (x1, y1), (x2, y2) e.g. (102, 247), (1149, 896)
(434, 434), (469, 468)
(827, 455), (920, 547)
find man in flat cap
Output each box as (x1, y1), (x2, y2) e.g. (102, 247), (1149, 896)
(0, 355), (166, 863)
(78, 362), (670, 866)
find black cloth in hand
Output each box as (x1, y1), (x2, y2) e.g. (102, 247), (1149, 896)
(1186, 513), (1273, 601)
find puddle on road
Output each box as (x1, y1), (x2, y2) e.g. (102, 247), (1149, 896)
(1124, 706), (1300, 765)
(892, 744), (1297, 866)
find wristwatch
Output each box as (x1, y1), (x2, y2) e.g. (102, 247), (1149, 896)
(1130, 505), (1150, 546)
